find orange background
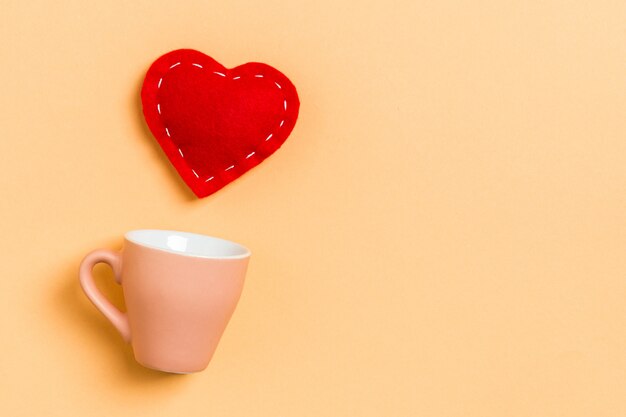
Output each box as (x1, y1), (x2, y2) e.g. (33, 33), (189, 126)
(1, 1), (625, 415)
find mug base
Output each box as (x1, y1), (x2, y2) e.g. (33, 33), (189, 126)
(136, 359), (207, 374)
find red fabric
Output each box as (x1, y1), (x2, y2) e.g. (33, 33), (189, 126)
(141, 49), (300, 198)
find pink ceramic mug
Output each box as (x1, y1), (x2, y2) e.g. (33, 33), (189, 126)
(79, 229), (250, 373)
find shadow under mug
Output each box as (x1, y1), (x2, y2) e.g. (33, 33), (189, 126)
(79, 229), (250, 374)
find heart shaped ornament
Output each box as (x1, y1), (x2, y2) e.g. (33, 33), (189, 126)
(141, 49), (300, 198)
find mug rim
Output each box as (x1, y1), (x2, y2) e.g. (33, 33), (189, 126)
(124, 229), (251, 260)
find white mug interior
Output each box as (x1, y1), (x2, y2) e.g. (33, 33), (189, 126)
(125, 229), (250, 259)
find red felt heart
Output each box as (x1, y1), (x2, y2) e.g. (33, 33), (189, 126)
(141, 49), (300, 198)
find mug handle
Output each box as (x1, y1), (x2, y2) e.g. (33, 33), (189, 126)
(79, 249), (131, 343)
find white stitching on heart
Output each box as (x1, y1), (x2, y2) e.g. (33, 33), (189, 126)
(156, 62), (289, 184)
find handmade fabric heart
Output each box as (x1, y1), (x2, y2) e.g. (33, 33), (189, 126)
(141, 49), (300, 198)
